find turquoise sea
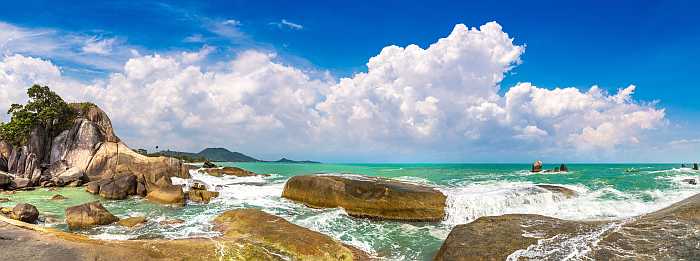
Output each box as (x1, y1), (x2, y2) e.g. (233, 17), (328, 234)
(2, 163), (699, 260)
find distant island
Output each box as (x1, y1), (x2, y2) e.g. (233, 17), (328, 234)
(149, 147), (320, 164)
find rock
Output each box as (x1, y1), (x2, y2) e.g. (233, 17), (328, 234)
(694, 163), (699, 170)
(213, 209), (368, 260)
(282, 174), (447, 221)
(0, 208), (370, 261)
(50, 194), (67, 200)
(682, 178), (697, 185)
(187, 189), (219, 204)
(191, 181), (207, 190)
(536, 184), (577, 198)
(198, 166), (262, 177)
(85, 179), (106, 194)
(135, 180), (147, 197)
(202, 160), (217, 168)
(98, 174), (137, 200)
(146, 185), (185, 206)
(11, 203), (39, 223)
(434, 193), (700, 260)
(116, 216), (147, 228)
(0, 157), (7, 172)
(0, 172), (12, 189)
(0, 197), (10, 203)
(51, 167), (88, 187)
(159, 218), (185, 226)
(65, 201), (119, 230)
(560, 164), (569, 172)
(1, 207), (12, 215)
(531, 160), (543, 172)
(12, 178), (31, 189)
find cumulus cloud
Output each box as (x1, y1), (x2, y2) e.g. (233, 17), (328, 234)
(0, 21), (667, 161)
(82, 37), (117, 55)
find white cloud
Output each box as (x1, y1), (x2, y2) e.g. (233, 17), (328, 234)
(82, 37), (116, 55)
(184, 34), (205, 43)
(0, 21), (668, 161)
(271, 19), (303, 30)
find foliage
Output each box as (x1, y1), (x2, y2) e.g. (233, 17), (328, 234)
(0, 85), (75, 145)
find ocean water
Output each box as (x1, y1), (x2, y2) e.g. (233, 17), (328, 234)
(2, 163), (699, 260)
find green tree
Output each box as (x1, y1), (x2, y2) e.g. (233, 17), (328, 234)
(0, 85), (74, 145)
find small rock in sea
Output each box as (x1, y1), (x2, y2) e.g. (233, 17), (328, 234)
(694, 163), (699, 170)
(159, 218), (185, 226)
(682, 178), (697, 185)
(12, 203), (39, 223)
(117, 216), (147, 228)
(0, 197), (11, 203)
(531, 160), (543, 173)
(202, 160), (218, 168)
(50, 194), (67, 200)
(560, 164), (569, 172)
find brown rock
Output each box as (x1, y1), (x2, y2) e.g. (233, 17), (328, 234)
(12, 203), (39, 223)
(0, 197), (10, 203)
(536, 184), (577, 198)
(1, 207), (13, 215)
(187, 190), (219, 204)
(531, 160), (543, 172)
(198, 167), (261, 177)
(116, 216), (147, 228)
(146, 185), (185, 206)
(159, 218), (185, 226)
(0, 172), (12, 188)
(65, 201), (119, 230)
(282, 174), (447, 221)
(12, 178), (31, 189)
(50, 194), (67, 200)
(98, 174), (137, 200)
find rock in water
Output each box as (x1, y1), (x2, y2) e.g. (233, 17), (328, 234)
(282, 174), (447, 221)
(65, 201), (119, 230)
(146, 185), (185, 206)
(434, 193), (700, 260)
(694, 163), (699, 170)
(536, 184), (577, 198)
(12, 178), (31, 189)
(98, 174), (137, 200)
(531, 160), (543, 172)
(560, 164), (569, 172)
(50, 194), (67, 200)
(213, 209), (368, 260)
(11, 203), (39, 223)
(188, 189), (219, 203)
(198, 166), (262, 177)
(116, 216), (147, 228)
(202, 160), (217, 168)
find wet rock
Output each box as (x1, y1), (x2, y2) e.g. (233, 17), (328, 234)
(12, 203), (39, 223)
(187, 189), (219, 203)
(0, 197), (10, 203)
(682, 178), (697, 185)
(694, 163), (699, 170)
(116, 216), (147, 228)
(50, 194), (67, 200)
(202, 160), (217, 168)
(536, 184), (577, 198)
(435, 193), (700, 260)
(282, 174), (447, 221)
(531, 160), (543, 172)
(159, 218), (185, 226)
(146, 185), (185, 206)
(65, 201), (119, 230)
(98, 174), (137, 200)
(560, 164), (569, 172)
(198, 166), (263, 177)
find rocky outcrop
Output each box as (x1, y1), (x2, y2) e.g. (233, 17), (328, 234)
(198, 166), (262, 177)
(283, 174), (447, 221)
(116, 216), (146, 228)
(536, 184), (577, 198)
(434, 193), (700, 260)
(65, 201), (119, 230)
(559, 164), (569, 172)
(531, 160), (543, 172)
(0, 208), (369, 261)
(187, 189), (219, 204)
(11, 203), (39, 223)
(202, 160), (217, 168)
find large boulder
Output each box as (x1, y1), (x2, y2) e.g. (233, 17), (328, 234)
(0, 172), (12, 189)
(0, 157), (7, 172)
(98, 174), (137, 200)
(187, 189), (219, 204)
(146, 185), (185, 206)
(11, 203), (39, 223)
(50, 166), (88, 187)
(282, 174), (447, 221)
(434, 193), (700, 260)
(65, 201), (119, 230)
(11, 178), (31, 189)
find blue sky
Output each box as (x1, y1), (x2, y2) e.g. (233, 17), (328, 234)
(0, 1), (699, 162)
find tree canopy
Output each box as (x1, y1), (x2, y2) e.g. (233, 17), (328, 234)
(0, 85), (74, 145)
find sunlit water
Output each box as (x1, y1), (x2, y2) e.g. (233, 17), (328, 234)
(1, 163), (699, 260)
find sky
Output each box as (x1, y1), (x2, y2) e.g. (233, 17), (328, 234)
(0, 0), (699, 163)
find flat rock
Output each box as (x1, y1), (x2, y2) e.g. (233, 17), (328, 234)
(282, 174), (447, 221)
(116, 216), (146, 228)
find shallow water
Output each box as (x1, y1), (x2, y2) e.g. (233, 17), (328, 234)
(2, 163), (699, 260)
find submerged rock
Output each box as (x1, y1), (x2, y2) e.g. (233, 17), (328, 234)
(434, 193), (700, 260)
(535, 184), (577, 198)
(65, 201), (119, 230)
(11, 203), (39, 223)
(0, 197), (10, 203)
(282, 174), (447, 221)
(50, 194), (67, 200)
